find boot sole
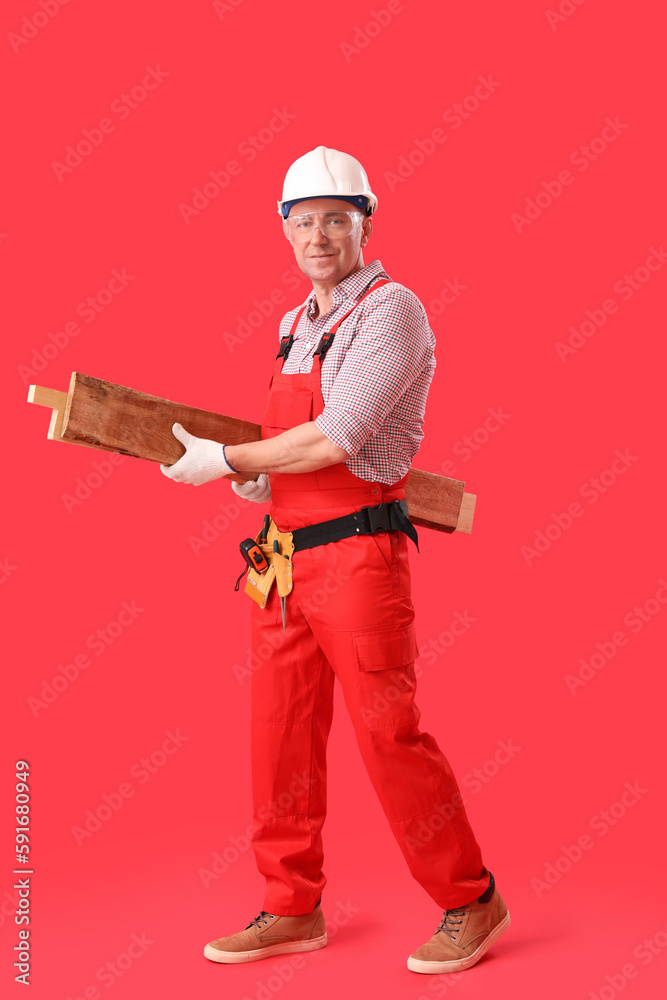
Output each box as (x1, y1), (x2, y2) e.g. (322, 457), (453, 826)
(204, 933), (327, 964)
(407, 911), (511, 974)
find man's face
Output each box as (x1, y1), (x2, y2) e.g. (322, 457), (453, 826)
(285, 197), (372, 286)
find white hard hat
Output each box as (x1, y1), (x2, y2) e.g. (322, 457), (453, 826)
(277, 145), (378, 218)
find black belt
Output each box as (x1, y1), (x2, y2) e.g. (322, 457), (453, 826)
(290, 498), (419, 552)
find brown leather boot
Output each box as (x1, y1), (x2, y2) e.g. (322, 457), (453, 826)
(204, 899), (327, 964)
(407, 872), (510, 974)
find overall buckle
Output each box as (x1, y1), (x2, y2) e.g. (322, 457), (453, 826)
(313, 332), (334, 359)
(276, 334), (294, 360)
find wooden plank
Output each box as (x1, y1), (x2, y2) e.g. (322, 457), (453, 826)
(404, 467), (464, 533)
(29, 373), (476, 533)
(28, 385), (111, 454)
(61, 373), (260, 483)
(27, 385), (68, 410)
(456, 492), (476, 535)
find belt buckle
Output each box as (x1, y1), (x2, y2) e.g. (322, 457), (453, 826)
(360, 501), (390, 534)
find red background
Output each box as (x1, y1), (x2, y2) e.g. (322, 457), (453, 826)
(2, 1), (666, 998)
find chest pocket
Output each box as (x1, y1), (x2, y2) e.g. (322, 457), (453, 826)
(262, 389), (313, 438)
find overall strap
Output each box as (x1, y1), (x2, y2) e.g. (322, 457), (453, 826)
(275, 278), (391, 364)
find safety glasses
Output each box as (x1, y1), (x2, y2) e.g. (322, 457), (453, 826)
(283, 210), (364, 244)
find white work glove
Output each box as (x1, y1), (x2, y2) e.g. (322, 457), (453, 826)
(231, 474), (272, 503)
(160, 423), (236, 486)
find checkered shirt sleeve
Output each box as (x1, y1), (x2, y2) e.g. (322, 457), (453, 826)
(316, 284), (433, 446)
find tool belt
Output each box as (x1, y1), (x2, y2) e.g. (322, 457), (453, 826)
(235, 499), (418, 610)
(290, 498), (418, 553)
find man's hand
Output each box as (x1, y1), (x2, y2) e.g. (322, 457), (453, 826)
(231, 474), (271, 503)
(160, 423), (236, 486)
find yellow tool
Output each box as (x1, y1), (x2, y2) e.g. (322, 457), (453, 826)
(243, 518), (294, 628)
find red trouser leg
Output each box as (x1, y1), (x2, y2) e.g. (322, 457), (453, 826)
(250, 520), (490, 913)
(328, 660), (488, 909)
(250, 589), (335, 917)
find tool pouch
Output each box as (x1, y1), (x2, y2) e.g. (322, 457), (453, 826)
(242, 519), (294, 609)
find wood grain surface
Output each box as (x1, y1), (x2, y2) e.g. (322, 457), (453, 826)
(33, 373), (475, 532)
(61, 373), (260, 483)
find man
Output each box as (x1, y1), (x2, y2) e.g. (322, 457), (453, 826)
(160, 145), (510, 974)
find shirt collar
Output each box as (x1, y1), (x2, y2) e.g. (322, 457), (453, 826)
(305, 259), (390, 320)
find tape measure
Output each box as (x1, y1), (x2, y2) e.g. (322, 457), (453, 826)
(239, 537), (269, 574)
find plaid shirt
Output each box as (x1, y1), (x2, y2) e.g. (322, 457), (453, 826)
(278, 259), (437, 484)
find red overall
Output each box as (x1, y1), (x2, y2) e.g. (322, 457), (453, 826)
(250, 281), (489, 915)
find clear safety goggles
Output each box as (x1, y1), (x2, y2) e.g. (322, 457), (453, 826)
(283, 210), (365, 244)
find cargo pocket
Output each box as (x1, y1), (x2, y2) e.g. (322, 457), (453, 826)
(353, 622), (419, 732)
